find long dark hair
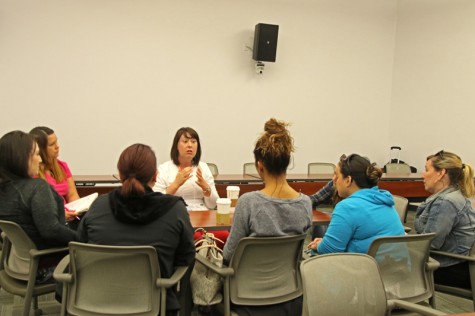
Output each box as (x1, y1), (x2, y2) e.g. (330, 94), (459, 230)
(0, 131), (36, 188)
(30, 126), (66, 182)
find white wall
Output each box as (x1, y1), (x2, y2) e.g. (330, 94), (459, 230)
(390, 0), (475, 172)
(0, 0), (411, 174)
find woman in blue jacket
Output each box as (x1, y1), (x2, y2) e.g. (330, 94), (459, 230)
(307, 154), (405, 254)
(414, 150), (475, 289)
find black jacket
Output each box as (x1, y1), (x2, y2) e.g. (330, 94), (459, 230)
(0, 178), (76, 249)
(77, 187), (196, 311)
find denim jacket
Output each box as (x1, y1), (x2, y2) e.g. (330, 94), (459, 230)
(414, 186), (475, 267)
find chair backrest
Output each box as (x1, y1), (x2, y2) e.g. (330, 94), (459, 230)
(227, 234), (306, 306)
(65, 242), (162, 316)
(0, 220), (37, 280)
(392, 195), (409, 224)
(367, 233), (436, 304)
(307, 162), (336, 174)
(385, 163), (412, 174)
(207, 163), (219, 176)
(243, 162), (257, 175)
(300, 253), (388, 316)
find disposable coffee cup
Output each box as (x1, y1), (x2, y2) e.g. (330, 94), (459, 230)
(226, 186), (240, 207)
(216, 198), (232, 225)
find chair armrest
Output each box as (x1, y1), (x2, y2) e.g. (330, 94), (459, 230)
(426, 256), (440, 271)
(30, 247), (68, 259)
(430, 250), (475, 262)
(53, 255), (73, 284)
(195, 253), (234, 277)
(0, 235), (12, 269)
(156, 266), (189, 289)
(388, 299), (447, 315)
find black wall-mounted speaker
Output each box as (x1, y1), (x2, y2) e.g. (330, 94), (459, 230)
(252, 23), (279, 62)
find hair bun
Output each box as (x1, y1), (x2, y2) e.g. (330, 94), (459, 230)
(264, 118), (288, 135)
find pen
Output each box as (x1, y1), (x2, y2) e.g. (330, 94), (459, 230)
(65, 206), (80, 221)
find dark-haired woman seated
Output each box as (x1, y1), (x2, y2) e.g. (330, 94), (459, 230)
(77, 143), (195, 315)
(0, 130), (77, 283)
(307, 154), (405, 254)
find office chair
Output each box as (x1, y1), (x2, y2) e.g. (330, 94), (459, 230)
(195, 234), (306, 316)
(367, 233), (439, 310)
(300, 253), (446, 316)
(207, 163), (219, 177)
(0, 220), (67, 316)
(430, 241), (475, 311)
(393, 194), (412, 233)
(307, 162), (336, 174)
(242, 162), (258, 175)
(54, 242), (189, 316)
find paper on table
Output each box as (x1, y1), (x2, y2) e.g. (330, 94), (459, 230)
(65, 192), (98, 215)
(186, 202), (209, 211)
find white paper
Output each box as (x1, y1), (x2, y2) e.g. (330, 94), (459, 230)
(65, 192), (98, 215)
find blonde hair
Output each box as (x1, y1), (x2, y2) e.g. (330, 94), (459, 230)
(428, 150), (475, 198)
(253, 118), (294, 175)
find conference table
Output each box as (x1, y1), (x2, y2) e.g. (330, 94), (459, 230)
(189, 209), (331, 230)
(74, 173), (429, 200)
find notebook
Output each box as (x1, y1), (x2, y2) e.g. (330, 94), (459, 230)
(65, 192), (99, 215)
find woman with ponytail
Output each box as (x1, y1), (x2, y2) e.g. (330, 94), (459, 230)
(415, 150), (475, 289)
(77, 144), (195, 315)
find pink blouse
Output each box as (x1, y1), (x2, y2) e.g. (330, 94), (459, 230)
(44, 159), (73, 201)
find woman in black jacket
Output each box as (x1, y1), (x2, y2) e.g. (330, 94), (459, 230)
(0, 130), (76, 283)
(77, 143), (195, 316)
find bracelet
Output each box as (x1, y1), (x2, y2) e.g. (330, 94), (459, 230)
(203, 186), (211, 193)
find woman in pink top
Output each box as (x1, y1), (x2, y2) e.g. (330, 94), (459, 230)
(30, 126), (80, 222)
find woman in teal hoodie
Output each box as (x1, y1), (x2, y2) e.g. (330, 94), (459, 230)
(307, 154), (405, 254)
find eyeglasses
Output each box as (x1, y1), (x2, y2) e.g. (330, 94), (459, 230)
(340, 154), (358, 176)
(435, 150), (445, 159)
(340, 154), (370, 177)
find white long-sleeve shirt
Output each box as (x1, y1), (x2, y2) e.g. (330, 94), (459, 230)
(153, 161), (219, 210)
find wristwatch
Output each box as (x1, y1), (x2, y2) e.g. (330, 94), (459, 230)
(203, 186), (211, 193)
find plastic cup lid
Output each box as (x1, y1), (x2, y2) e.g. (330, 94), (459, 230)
(217, 198), (232, 205)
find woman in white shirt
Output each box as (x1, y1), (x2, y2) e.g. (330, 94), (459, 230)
(154, 127), (219, 210)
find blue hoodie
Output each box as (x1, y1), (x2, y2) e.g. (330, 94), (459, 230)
(317, 187), (405, 254)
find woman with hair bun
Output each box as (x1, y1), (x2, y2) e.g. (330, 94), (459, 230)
(415, 150), (475, 289)
(77, 143), (195, 315)
(224, 118), (312, 259)
(223, 118), (312, 315)
(307, 154), (405, 254)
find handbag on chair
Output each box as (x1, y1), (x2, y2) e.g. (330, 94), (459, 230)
(190, 228), (224, 306)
